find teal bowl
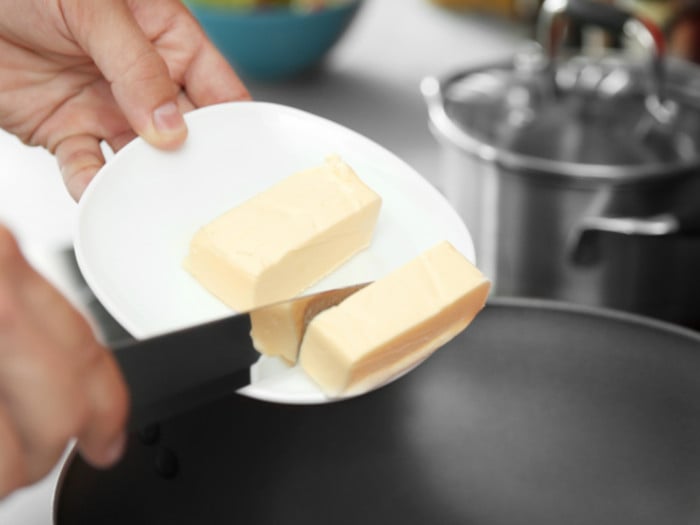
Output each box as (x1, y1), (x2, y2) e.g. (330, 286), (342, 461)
(185, 1), (363, 81)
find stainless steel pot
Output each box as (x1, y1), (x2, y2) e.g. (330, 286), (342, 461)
(423, 0), (700, 329)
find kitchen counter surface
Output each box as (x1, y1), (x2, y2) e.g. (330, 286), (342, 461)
(0, 0), (525, 521)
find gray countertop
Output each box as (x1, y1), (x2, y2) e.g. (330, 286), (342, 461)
(0, 1), (525, 521)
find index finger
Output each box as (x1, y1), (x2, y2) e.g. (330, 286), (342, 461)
(181, 34), (251, 108)
(63, 0), (185, 148)
(129, 0), (250, 107)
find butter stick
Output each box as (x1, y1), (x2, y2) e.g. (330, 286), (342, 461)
(299, 241), (490, 396)
(184, 156), (381, 312)
(250, 283), (367, 364)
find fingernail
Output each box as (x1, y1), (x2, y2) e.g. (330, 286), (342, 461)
(152, 102), (185, 134)
(104, 432), (127, 465)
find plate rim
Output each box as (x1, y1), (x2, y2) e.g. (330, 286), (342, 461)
(74, 100), (475, 340)
(73, 101), (476, 404)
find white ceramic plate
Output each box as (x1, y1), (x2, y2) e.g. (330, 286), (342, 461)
(75, 101), (475, 404)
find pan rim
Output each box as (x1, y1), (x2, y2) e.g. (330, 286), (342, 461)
(487, 296), (700, 344)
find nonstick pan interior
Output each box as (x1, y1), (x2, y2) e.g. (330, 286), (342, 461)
(55, 299), (700, 525)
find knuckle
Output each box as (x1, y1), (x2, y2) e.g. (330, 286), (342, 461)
(118, 47), (171, 89)
(54, 135), (103, 200)
(58, 147), (102, 178)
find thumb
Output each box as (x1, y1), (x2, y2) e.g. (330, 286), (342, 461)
(66, 0), (187, 149)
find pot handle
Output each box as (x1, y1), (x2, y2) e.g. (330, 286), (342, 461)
(538, 0), (632, 51)
(569, 213), (680, 265)
(538, 0), (674, 123)
(538, 0), (666, 58)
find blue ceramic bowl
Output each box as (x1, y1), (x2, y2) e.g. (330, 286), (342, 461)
(185, 1), (363, 81)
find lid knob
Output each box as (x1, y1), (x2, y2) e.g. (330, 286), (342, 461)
(538, 0), (674, 123)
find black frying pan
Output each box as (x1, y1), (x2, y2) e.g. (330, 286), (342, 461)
(54, 299), (700, 524)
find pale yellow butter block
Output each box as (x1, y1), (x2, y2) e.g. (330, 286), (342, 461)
(184, 156), (381, 312)
(250, 283), (367, 364)
(299, 240), (491, 397)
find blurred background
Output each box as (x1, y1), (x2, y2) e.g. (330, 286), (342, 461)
(2, 1), (700, 520)
(182, 0), (700, 80)
(178, 0), (700, 331)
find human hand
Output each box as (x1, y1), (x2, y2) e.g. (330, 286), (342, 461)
(0, 225), (129, 498)
(0, 0), (250, 200)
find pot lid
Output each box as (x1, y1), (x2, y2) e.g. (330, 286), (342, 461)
(424, 0), (700, 181)
(437, 49), (700, 176)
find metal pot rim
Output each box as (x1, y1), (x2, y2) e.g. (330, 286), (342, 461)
(422, 67), (700, 184)
(489, 145), (698, 183)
